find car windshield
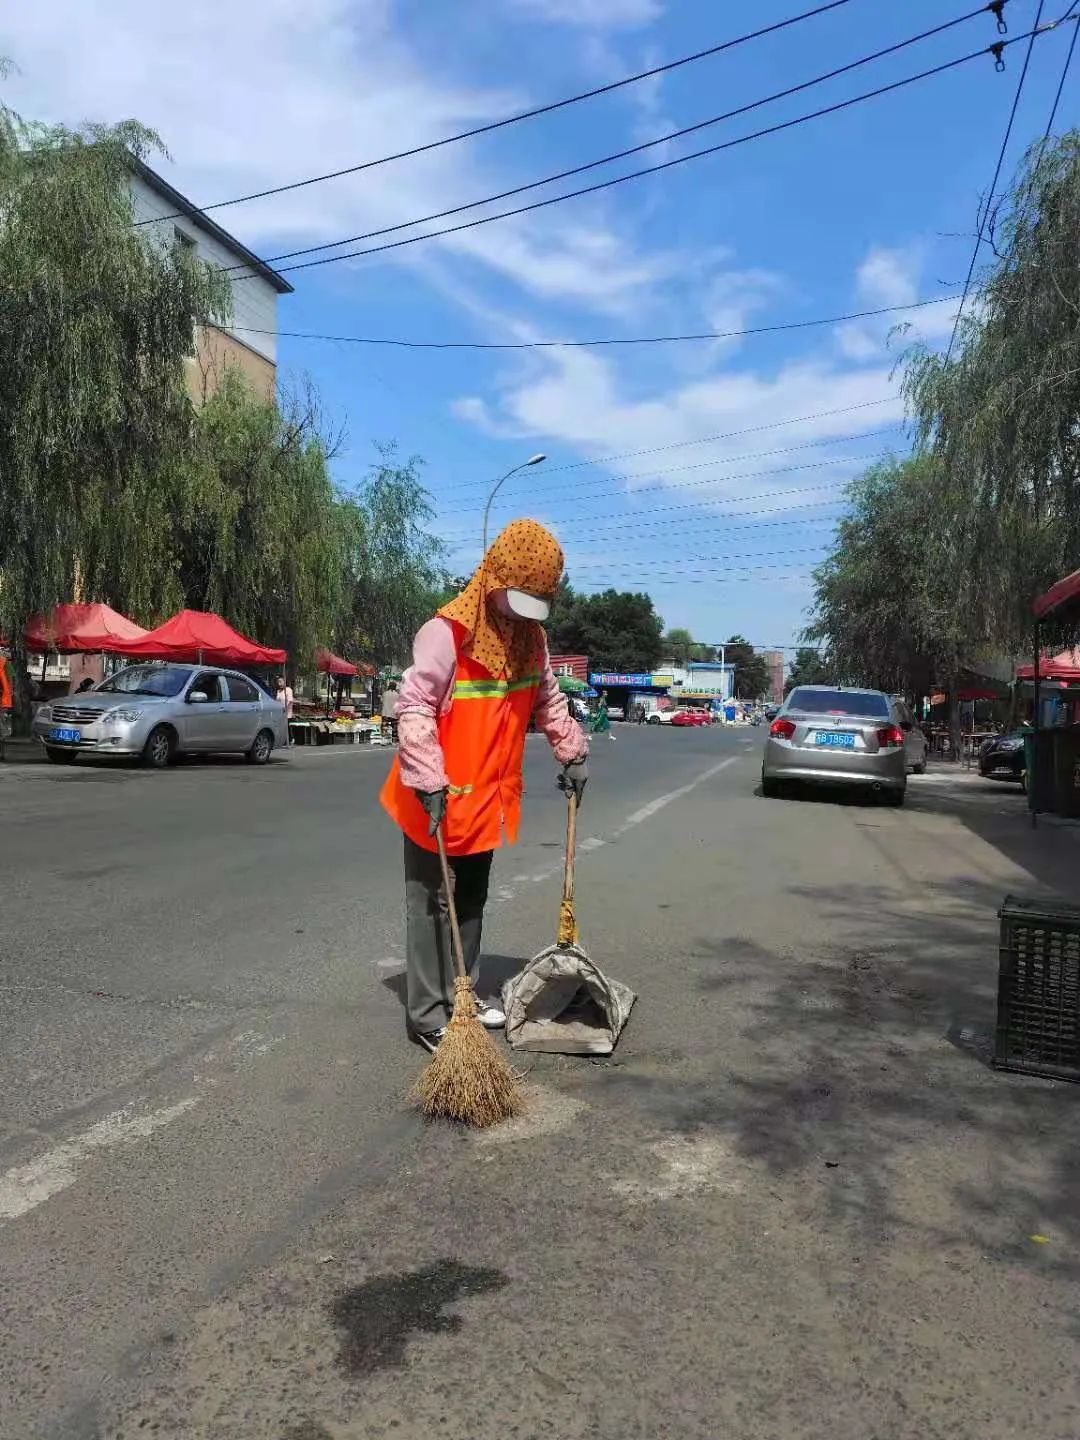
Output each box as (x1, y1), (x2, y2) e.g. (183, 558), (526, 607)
(787, 688), (889, 718)
(96, 666), (189, 698)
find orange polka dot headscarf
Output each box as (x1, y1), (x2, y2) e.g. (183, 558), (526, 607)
(438, 519), (564, 679)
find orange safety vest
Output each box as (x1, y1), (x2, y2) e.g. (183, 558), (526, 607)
(380, 620), (541, 856)
(0, 659), (12, 711)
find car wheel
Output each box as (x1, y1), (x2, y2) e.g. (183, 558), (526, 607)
(912, 760), (926, 775)
(648, 714), (661, 725)
(761, 773), (783, 799)
(247, 728), (274, 765)
(142, 725), (174, 769)
(45, 746), (77, 765)
(881, 788), (905, 808)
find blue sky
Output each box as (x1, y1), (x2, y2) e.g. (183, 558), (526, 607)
(4, 0), (1077, 651)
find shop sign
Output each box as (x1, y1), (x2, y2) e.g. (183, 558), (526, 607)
(590, 671), (653, 687)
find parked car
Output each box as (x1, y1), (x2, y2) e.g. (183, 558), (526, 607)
(761, 685), (907, 804)
(647, 709), (674, 725)
(889, 696), (928, 774)
(978, 728), (1026, 784)
(764, 704), (780, 721)
(607, 705), (625, 722)
(32, 663), (288, 768)
(670, 708), (711, 727)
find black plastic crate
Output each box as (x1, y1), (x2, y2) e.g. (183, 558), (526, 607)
(995, 896), (1080, 1081)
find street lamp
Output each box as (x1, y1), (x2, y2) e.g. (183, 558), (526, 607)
(481, 454), (547, 556)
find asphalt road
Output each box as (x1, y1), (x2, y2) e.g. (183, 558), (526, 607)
(2, 728), (1079, 1440)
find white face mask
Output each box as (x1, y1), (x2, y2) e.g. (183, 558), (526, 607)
(490, 588), (551, 622)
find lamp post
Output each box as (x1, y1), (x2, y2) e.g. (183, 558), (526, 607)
(481, 454), (546, 557)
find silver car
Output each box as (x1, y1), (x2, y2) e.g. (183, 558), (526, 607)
(761, 685), (907, 805)
(32, 663), (288, 768)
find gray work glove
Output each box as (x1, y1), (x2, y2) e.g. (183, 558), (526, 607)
(416, 787), (448, 836)
(558, 756), (588, 806)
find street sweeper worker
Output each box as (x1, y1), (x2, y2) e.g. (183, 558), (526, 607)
(380, 519), (589, 1054)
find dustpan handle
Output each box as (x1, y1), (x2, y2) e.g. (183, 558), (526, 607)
(562, 787), (577, 910)
(434, 825), (468, 981)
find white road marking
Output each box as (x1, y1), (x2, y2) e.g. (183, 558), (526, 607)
(0, 1098), (199, 1222)
(613, 756), (738, 835)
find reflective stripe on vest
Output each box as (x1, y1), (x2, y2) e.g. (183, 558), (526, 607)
(380, 623), (541, 856)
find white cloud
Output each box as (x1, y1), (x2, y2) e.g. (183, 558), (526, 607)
(0, 0), (675, 317)
(457, 343), (901, 518)
(835, 244), (961, 361)
(506, 0), (662, 28)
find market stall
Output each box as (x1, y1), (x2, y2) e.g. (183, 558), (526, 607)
(20, 602), (150, 694)
(113, 609), (285, 667)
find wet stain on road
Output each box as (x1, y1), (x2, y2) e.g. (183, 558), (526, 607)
(329, 1259), (509, 1375)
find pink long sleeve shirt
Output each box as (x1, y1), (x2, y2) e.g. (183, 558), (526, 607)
(395, 617), (588, 793)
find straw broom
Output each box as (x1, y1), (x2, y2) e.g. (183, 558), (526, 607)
(411, 825), (522, 1126)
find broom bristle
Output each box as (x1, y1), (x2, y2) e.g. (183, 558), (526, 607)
(411, 977), (523, 1127)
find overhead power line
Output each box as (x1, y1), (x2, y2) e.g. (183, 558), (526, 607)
(572, 567), (814, 587)
(239, 23), (1045, 280)
(436, 428), (900, 500)
(1040, 0), (1079, 138)
(138, 0), (858, 229)
(569, 544), (828, 569)
(226, 291), (961, 352)
(253, 5), (999, 269)
(945, 0), (1049, 362)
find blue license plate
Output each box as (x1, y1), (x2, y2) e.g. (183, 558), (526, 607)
(815, 731), (855, 749)
(49, 727), (81, 744)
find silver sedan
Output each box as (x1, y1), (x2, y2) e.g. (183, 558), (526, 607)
(32, 663), (288, 767)
(761, 685), (907, 805)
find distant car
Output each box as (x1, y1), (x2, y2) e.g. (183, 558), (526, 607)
(32, 663), (288, 768)
(889, 696), (928, 774)
(761, 685), (907, 804)
(607, 705), (625, 722)
(647, 709), (674, 725)
(978, 729), (1026, 783)
(670, 708), (711, 727)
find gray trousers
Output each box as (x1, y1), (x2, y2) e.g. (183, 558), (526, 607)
(404, 835), (493, 1033)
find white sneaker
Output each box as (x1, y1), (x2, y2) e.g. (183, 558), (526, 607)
(475, 999), (506, 1029)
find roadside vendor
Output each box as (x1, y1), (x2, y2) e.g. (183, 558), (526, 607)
(380, 519), (589, 1052)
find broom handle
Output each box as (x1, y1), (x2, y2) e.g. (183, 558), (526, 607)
(434, 825), (469, 981)
(562, 788), (577, 908)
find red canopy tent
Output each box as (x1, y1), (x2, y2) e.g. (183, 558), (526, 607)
(22, 603), (148, 653)
(1016, 649), (1080, 683)
(114, 610), (286, 666)
(315, 648), (359, 677)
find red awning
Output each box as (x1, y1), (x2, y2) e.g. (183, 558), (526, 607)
(1015, 649), (1080, 682)
(316, 648), (359, 677)
(957, 687), (1002, 702)
(23, 603), (148, 654)
(114, 610), (286, 666)
(1033, 567), (1080, 623)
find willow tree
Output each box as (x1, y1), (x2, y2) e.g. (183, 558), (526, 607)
(808, 454), (981, 726)
(0, 85), (229, 715)
(903, 130), (1080, 654)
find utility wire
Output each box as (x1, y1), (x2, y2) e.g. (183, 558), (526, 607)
(224, 291), (961, 351)
(238, 25), (1044, 280)
(136, 0), (858, 228)
(944, 0), (1050, 362)
(436, 429), (900, 499)
(251, 5), (998, 269)
(1040, 0), (1079, 137)
(549, 544), (828, 568)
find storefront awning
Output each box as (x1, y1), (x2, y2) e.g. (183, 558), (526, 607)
(1033, 567), (1080, 625)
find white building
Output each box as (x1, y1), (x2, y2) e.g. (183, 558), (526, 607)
(129, 157), (293, 402)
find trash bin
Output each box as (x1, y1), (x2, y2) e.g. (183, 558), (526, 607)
(1024, 727), (1056, 814)
(1051, 728), (1080, 819)
(995, 895), (1080, 1081)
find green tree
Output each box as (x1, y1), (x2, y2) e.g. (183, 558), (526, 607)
(664, 627), (716, 664)
(0, 87), (230, 721)
(785, 646), (833, 693)
(725, 634), (770, 699)
(902, 131), (1080, 653)
(338, 446), (447, 669)
(172, 371), (348, 665)
(549, 588), (664, 672)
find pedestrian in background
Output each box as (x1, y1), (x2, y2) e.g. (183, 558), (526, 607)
(592, 694), (615, 741)
(381, 680), (399, 742)
(380, 518), (589, 1053)
(276, 674), (294, 743)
